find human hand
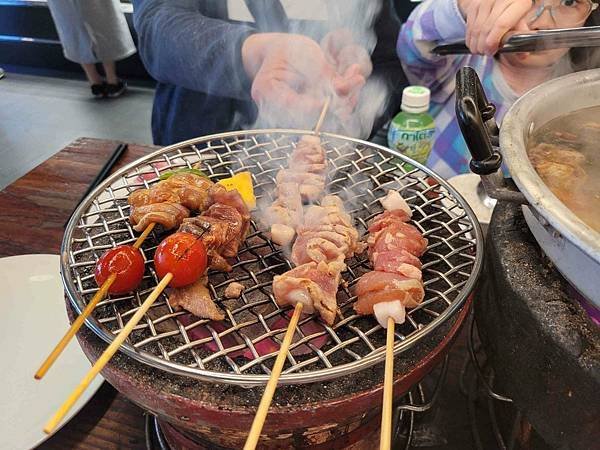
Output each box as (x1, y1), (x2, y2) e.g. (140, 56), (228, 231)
(320, 28), (373, 79)
(242, 33), (366, 127)
(458, 0), (533, 54)
(320, 29), (372, 120)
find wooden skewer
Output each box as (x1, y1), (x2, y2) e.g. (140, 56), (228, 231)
(380, 317), (395, 450)
(34, 222), (156, 380)
(245, 98), (330, 449)
(243, 302), (303, 450)
(313, 96), (331, 135)
(42, 273), (173, 435)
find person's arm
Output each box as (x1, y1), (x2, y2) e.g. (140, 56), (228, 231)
(131, 0), (255, 100)
(397, 0), (469, 101)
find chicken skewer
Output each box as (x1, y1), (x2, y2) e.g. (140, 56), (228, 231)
(352, 190), (427, 450)
(36, 169), (213, 379)
(244, 98), (331, 450)
(42, 169), (253, 429)
(264, 98), (330, 247)
(273, 195), (364, 325)
(132, 168), (253, 320)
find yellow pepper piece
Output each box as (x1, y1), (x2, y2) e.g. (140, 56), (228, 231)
(218, 171), (256, 210)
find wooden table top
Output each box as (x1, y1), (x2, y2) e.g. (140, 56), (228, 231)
(0, 137), (496, 450)
(0, 138), (155, 450)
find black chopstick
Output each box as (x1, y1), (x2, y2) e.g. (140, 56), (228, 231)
(64, 143), (128, 227)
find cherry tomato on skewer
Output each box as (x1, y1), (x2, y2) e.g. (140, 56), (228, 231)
(153, 232), (208, 288)
(95, 245), (145, 294)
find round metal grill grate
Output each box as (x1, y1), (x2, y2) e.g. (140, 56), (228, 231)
(61, 130), (483, 386)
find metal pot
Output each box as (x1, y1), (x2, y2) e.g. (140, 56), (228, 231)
(455, 67), (600, 309)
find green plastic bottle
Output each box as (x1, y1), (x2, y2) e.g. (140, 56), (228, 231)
(387, 86), (435, 170)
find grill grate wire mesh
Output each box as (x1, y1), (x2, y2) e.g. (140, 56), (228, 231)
(61, 130), (483, 386)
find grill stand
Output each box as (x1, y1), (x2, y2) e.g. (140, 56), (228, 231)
(143, 356), (450, 450)
(68, 294), (472, 449)
(462, 201), (600, 450)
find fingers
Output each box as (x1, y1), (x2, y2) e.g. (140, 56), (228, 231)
(483, 2), (532, 54)
(465, 0), (494, 53)
(320, 28), (355, 61)
(336, 45), (373, 78)
(465, 0), (532, 55)
(251, 67), (323, 117)
(333, 67), (365, 96)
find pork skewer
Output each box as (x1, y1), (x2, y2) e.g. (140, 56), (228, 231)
(352, 190), (427, 450)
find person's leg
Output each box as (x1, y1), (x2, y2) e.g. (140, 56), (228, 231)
(102, 60), (127, 98)
(101, 60), (119, 85)
(0, 67), (5, 80)
(81, 63), (103, 85)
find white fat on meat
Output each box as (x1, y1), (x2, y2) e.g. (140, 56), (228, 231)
(380, 190), (412, 218)
(285, 288), (316, 314)
(373, 300), (406, 328)
(271, 223), (296, 246)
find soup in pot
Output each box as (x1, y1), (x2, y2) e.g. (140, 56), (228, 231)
(527, 106), (600, 232)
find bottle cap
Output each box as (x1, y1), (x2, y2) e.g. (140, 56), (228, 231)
(401, 86), (431, 114)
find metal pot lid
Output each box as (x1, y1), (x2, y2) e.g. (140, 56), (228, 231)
(500, 68), (600, 264)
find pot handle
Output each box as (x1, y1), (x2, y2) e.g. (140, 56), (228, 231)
(455, 67), (503, 175)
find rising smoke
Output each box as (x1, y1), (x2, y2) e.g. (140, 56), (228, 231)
(247, 0), (388, 138)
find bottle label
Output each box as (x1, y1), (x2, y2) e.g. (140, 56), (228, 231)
(387, 124), (435, 166)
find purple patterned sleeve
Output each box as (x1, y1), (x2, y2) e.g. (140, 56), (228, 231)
(397, 0), (471, 103)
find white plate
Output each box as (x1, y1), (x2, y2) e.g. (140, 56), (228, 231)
(0, 254), (104, 450)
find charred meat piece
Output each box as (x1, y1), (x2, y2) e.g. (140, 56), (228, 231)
(353, 191), (427, 327)
(128, 172), (213, 231)
(354, 271), (424, 314)
(168, 276), (224, 321)
(179, 215), (236, 271)
(272, 261), (343, 326)
(210, 185), (251, 238)
(224, 282), (245, 299)
(129, 202), (190, 232)
(204, 203), (245, 257)
(276, 169), (325, 203)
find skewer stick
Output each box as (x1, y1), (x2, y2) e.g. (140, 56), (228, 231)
(43, 272), (173, 434)
(313, 96), (331, 135)
(245, 94), (331, 448)
(380, 317), (395, 450)
(133, 222), (156, 249)
(244, 302), (303, 450)
(34, 222), (156, 380)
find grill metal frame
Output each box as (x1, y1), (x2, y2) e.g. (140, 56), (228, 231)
(61, 129), (484, 386)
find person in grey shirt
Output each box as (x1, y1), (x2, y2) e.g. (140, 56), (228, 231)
(48, 0), (136, 98)
(132, 0), (406, 145)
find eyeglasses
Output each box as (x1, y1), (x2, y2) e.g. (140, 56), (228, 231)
(529, 0), (599, 27)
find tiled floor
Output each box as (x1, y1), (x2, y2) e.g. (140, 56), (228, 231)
(0, 71), (154, 190)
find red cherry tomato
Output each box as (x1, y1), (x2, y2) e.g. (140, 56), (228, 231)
(95, 245), (145, 294)
(153, 232), (208, 288)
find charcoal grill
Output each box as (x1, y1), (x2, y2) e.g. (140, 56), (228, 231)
(60, 129), (483, 388)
